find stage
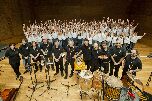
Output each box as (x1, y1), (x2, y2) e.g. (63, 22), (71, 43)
(0, 42), (151, 101)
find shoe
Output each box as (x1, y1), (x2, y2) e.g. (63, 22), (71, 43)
(54, 73), (58, 76)
(61, 73), (64, 77)
(52, 68), (55, 71)
(23, 70), (29, 74)
(40, 69), (42, 72)
(64, 76), (67, 79)
(34, 69), (38, 73)
(69, 74), (73, 78)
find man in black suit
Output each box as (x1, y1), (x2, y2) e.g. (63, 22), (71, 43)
(5, 43), (21, 79)
(109, 40), (126, 77)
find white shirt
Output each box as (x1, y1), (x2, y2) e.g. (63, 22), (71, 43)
(42, 33), (48, 39)
(72, 32), (77, 38)
(58, 35), (63, 40)
(106, 36), (112, 42)
(130, 36), (143, 43)
(118, 37), (124, 45)
(62, 34), (67, 40)
(82, 32), (87, 39)
(52, 32), (58, 39)
(88, 37), (92, 45)
(112, 36), (118, 44)
(28, 35), (35, 42)
(124, 36), (130, 44)
(92, 34), (98, 41)
(67, 32), (72, 38)
(48, 34), (52, 40)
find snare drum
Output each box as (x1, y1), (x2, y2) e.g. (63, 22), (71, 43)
(79, 70), (93, 91)
(92, 70), (102, 91)
(105, 76), (123, 100)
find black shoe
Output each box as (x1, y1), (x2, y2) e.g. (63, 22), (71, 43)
(69, 74), (73, 78)
(23, 70), (29, 74)
(64, 76), (67, 79)
(61, 73), (64, 77)
(52, 68), (55, 71)
(40, 69), (42, 72)
(34, 69), (38, 73)
(54, 72), (58, 76)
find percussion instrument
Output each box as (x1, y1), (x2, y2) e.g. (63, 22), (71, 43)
(79, 70), (93, 91)
(119, 87), (140, 101)
(105, 76), (123, 100)
(92, 70), (102, 91)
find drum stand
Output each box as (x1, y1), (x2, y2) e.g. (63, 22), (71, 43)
(80, 90), (92, 100)
(61, 81), (77, 96)
(39, 63), (57, 97)
(26, 63), (44, 101)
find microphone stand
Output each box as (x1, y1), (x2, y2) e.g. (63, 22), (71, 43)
(100, 67), (105, 101)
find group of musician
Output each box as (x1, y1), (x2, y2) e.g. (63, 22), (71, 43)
(5, 18), (145, 80)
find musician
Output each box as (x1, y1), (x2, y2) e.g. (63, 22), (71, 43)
(80, 38), (92, 70)
(30, 41), (42, 73)
(19, 39), (31, 74)
(98, 41), (111, 74)
(109, 40), (126, 77)
(5, 43), (21, 79)
(64, 39), (78, 79)
(40, 39), (51, 69)
(90, 43), (100, 72)
(122, 49), (142, 78)
(52, 39), (64, 77)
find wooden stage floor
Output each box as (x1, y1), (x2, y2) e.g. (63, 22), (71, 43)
(0, 43), (152, 101)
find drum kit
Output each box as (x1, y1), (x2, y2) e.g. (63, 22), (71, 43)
(77, 69), (147, 101)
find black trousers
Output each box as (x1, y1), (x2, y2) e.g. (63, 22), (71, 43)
(101, 62), (109, 74)
(33, 58), (42, 71)
(54, 59), (63, 74)
(90, 59), (99, 73)
(65, 59), (74, 77)
(84, 59), (92, 70)
(11, 62), (21, 77)
(109, 63), (121, 77)
(122, 69), (136, 78)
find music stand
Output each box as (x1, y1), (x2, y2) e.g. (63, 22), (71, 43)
(26, 62), (44, 101)
(61, 81), (77, 96)
(38, 61), (57, 97)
